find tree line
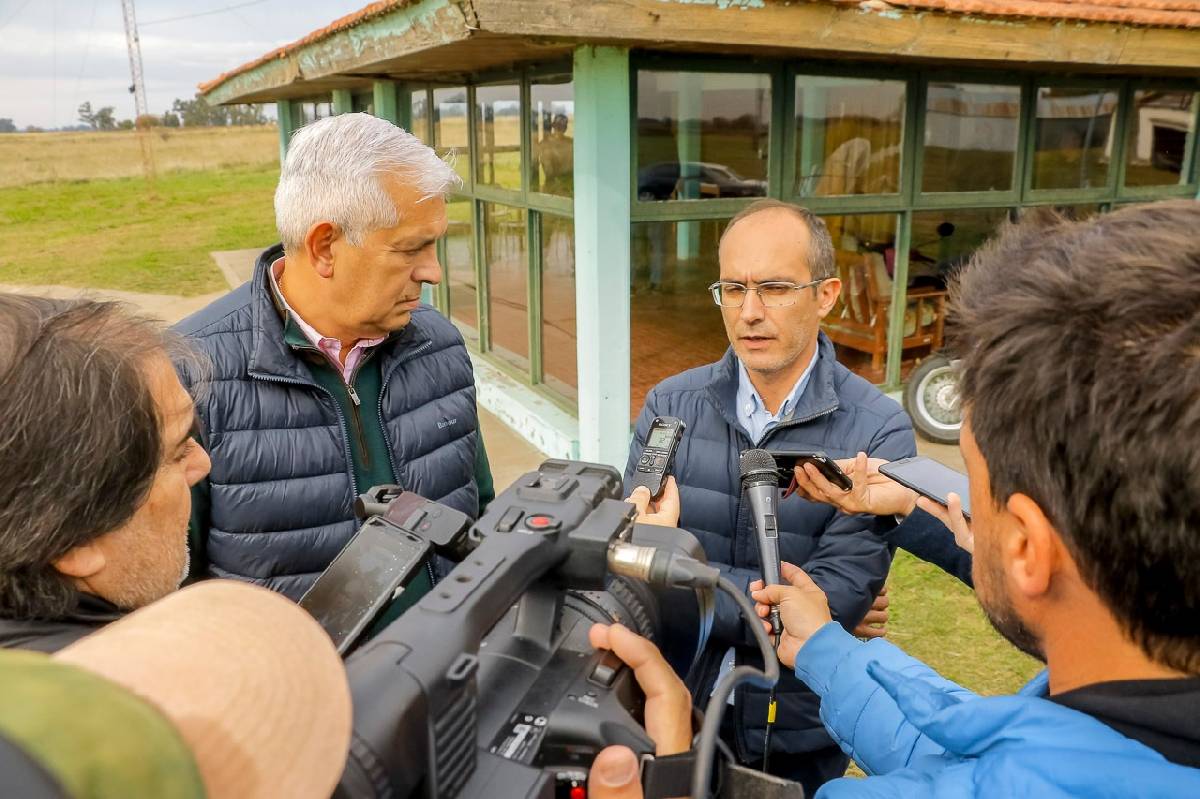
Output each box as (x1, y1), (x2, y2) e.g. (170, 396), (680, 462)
(0, 95), (269, 133)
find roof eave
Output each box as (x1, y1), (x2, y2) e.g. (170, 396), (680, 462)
(202, 0), (473, 104)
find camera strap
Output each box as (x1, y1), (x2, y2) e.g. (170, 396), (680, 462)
(641, 751), (695, 798)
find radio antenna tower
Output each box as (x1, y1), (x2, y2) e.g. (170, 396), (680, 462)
(120, 0), (157, 180)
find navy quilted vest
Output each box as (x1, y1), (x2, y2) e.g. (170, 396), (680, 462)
(175, 245), (479, 599)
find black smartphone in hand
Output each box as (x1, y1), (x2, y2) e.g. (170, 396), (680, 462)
(769, 450), (853, 492)
(878, 456), (972, 519)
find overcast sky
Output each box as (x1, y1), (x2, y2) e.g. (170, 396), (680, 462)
(0, 0), (365, 129)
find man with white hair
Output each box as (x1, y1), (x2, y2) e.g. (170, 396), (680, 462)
(176, 113), (494, 605)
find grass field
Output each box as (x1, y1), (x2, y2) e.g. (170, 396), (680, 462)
(887, 550), (1041, 695)
(0, 126), (278, 188)
(0, 163), (278, 295)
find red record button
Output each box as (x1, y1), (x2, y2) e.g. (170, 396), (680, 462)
(570, 786), (586, 799)
(525, 514), (560, 531)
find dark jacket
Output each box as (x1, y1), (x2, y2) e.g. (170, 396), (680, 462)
(175, 245), (481, 599)
(625, 334), (916, 761)
(0, 593), (123, 653)
(889, 507), (974, 587)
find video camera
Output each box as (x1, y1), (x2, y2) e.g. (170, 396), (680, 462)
(306, 459), (726, 799)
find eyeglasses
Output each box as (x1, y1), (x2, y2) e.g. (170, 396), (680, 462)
(707, 279), (824, 308)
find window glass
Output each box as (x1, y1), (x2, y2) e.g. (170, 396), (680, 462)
(1125, 89), (1196, 187)
(922, 82), (1021, 193)
(299, 101), (333, 124)
(433, 87), (470, 184)
(445, 197), (477, 345)
(483, 203), (529, 370)
(410, 89), (429, 143)
(530, 76), (575, 197)
(819, 214), (903, 383)
(1032, 86), (1119, 190)
(630, 219), (730, 416)
(910, 208), (1013, 282)
(637, 71), (770, 201)
(540, 214), (577, 401)
(1017, 204), (1103, 221)
(794, 77), (905, 196)
(476, 84), (523, 191)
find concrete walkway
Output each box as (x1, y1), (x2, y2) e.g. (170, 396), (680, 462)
(0, 282), (225, 326)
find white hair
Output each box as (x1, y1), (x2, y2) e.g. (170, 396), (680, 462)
(274, 112), (461, 253)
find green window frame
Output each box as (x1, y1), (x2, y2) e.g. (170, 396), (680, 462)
(417, 65), (579, 414)
(627, 55), (1200, 390)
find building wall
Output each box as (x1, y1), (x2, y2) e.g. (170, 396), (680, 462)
(279, 54), (1200, 459)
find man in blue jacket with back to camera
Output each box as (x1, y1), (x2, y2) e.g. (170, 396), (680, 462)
(626, 199), (916, 794)
(746, 200), (1200, 797)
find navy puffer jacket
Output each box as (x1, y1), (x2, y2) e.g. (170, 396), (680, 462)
(626, 334), (916, 762)
(175, 245), (479, 599)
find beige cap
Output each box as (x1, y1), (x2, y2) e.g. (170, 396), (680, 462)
(55, 581), (351, 799)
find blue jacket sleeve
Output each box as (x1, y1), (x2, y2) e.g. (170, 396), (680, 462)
(802, 408), (916, 630)
(887, 508), (974, 588)
(795, 622), (976, 776)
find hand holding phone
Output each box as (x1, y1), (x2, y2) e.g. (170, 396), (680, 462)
(770, 450), (853, 492)
(878, 457), (972, 519)
(788, 451), (919, 517)
(916, 493), (974, 554)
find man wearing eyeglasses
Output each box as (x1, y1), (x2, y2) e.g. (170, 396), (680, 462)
(625, 199), (916, 794)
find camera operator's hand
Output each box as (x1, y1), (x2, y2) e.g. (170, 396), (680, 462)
(750, 562), (833, 669)
(917, 492), (974, 554)
(588, 623), (692, 756)
(789, 452), (918, 518)
(589, 746), (644, 799)
(625, 477), (680, 528)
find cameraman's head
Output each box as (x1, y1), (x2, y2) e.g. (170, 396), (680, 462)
(950, 200), (1200, 677)
(0, 296), (210, 619)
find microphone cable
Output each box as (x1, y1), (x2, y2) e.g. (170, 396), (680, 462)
(691, 577), (779, 799)
(761, 626), (781, 772)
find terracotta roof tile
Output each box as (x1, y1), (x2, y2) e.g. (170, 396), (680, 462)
(199, 0), (1200, 97)
(844, 0), (1200, 29)
(198, 0), (411, 94)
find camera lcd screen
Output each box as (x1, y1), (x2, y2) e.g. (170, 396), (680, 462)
(299, 518), (431, 654)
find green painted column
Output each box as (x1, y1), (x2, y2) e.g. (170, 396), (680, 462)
(332, 89), (354, 115)
(573, 46), (632, 468)
(675, 72), (701, 260)
(797, 83), (827, 195)
(373, 81), (400, 123)
(372, 80), (414, 130)
(275, 99), (297, 163)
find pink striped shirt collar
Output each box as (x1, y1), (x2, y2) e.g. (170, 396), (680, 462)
(269, 258), (385, 384)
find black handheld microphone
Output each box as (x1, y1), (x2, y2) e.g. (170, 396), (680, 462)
(740, 449), (783, 637)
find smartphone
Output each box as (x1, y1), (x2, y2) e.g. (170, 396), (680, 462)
(769, 450), (853, 493)
(299, 516), (432, 654)
(630, 416), (685, 500)
(878, 456), (972, 519)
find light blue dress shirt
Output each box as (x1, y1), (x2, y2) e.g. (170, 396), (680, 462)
(735, 346), (820, 445)
(716, 345), (820, 703)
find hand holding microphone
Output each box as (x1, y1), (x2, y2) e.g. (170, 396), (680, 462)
(739, 449), (784, 638)
(750, 562), (834, 669)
